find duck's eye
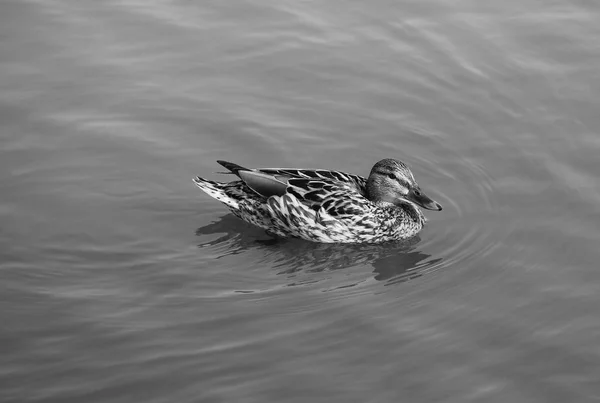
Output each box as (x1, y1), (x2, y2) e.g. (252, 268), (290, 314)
(388, 173), (396, 180)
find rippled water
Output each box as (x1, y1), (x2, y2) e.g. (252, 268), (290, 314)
(2, 0), (600, 402)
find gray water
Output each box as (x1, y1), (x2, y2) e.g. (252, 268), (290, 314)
(2, 1), (600, 402)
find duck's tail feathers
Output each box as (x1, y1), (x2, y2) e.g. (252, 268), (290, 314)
(193, 177), (239, 209)
(216, 160), (250, 177)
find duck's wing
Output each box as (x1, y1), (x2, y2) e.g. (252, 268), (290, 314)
(233, 171), (370, 216)
(257, 168), (367, 194)
(216, 160), (368, 199)
(215, 160), (370, 214)
(216, 160), (293, 198)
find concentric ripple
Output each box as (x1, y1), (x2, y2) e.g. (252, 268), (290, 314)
(409, 150), (512, 285)
(194, 148), (512, 290)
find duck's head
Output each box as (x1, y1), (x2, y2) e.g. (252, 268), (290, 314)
(366, 158), (442, 211)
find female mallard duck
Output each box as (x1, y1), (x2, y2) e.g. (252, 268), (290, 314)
(194, 158), (442, 244)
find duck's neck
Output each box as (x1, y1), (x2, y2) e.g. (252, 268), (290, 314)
(365, 177), (426, 227)
(398, 201), (426, 226)
(375, 200), (424, 227)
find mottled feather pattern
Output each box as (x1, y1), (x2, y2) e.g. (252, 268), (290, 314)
(258, 168), (367, 195)
(195, 162), (434, 243)
(194, 177), (272, 230)
(285, 178), (369, 216)
(193, 177), (240, 209)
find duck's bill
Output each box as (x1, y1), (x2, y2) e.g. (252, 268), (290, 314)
(406, 189), (443, 211)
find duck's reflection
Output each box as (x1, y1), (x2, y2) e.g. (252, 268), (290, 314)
(196, 214), (442, 284)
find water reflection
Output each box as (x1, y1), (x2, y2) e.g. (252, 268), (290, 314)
(196, 214), (443, 284)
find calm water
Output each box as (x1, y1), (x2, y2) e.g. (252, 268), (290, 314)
(2, 1), (600, 402)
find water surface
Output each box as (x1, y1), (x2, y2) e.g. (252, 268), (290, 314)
(2, 0), (600, 402)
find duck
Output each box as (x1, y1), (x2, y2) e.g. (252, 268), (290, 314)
(193, 158), (442, 244)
